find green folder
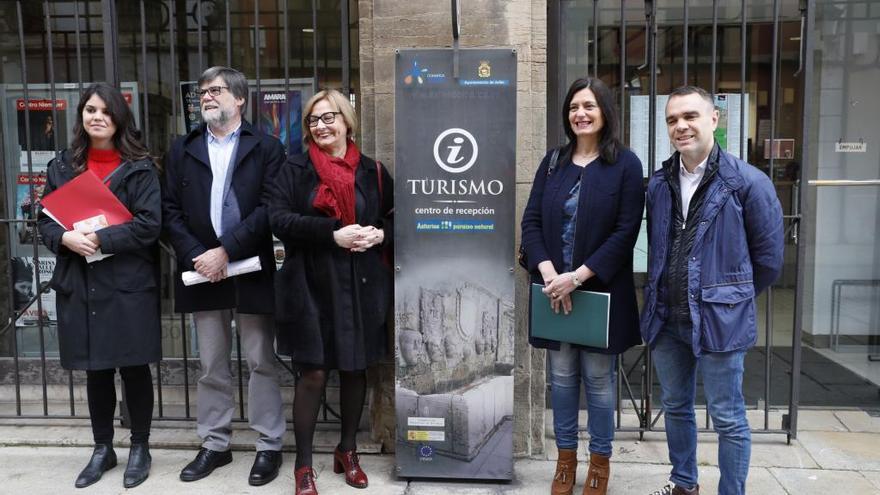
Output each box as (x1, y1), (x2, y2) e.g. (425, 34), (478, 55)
(530, 283), (610, 348)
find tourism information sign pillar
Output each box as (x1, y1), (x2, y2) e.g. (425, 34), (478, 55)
(394, 48), (516, 480)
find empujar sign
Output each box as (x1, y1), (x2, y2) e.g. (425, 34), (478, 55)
(394, 48), (516, 480)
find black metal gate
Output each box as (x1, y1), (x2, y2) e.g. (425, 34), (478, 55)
(0, 0), (353, 424)
(547, 0), (814, 442)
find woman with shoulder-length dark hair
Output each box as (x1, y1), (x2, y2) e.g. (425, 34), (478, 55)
(269, 88), (392, 494)
(37, 82), (162, 489)
(520, 77), (645, 495)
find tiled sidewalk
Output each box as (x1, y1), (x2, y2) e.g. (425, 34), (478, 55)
(1, 410), (879, 494)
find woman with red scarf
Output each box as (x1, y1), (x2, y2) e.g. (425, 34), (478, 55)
(269, 89), (393, 494)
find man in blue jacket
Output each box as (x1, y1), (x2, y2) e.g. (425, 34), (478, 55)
(641, 86), (784, 495)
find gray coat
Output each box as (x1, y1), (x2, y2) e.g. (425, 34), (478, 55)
(38, 151), (162, 370)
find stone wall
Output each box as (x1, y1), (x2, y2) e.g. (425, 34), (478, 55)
(358, 0), (547, 457)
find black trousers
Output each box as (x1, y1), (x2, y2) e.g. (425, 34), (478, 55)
(86, 365), (154, 445)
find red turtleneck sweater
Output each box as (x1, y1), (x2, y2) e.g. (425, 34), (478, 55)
(87, 148), (122, 181)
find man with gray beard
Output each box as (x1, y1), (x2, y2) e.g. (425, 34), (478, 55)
(162, 66), (285, 486)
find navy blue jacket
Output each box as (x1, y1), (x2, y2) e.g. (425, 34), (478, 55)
(162, 120), (284, 314)
(640, 147), (784, 355)
(521, 147), (645, 355)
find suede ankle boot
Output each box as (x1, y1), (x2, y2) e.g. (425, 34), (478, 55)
(551, 448), (578, 495)
(583, 452), (610, 495)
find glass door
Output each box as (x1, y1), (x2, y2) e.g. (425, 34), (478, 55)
(797, 0), (880, 412)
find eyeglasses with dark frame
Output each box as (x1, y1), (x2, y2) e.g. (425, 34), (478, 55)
(306, 111), (343, 127)
(197, 86), (230, 98)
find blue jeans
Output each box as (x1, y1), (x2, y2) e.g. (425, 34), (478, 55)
(652, 324), (751, 495)
(548, 343), (617, 456)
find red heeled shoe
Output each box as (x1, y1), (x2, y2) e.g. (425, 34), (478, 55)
(294, 466), (318, 495)
(333, 447), (368, 488)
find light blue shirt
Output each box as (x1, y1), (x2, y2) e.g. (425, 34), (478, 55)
(206, 123), (241, 237)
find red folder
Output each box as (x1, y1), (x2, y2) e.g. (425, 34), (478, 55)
(40, 170), (133, 230)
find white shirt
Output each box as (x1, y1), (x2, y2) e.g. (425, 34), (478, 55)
(206, 123), (241, 237)
(679, 155), (708, 223)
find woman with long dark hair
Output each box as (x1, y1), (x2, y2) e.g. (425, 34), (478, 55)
(269, 89), (392, 494)
(37, 82), (161, 489)
(520, 77), (645, 495)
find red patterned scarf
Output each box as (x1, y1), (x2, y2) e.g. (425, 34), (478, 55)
(309, 140), (361, 226)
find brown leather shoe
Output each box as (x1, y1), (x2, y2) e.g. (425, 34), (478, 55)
(583, 452), (610, 494)
(333, 447), (368, 488)
(294, 466), (318, 495)
(551, 448), (578, 495)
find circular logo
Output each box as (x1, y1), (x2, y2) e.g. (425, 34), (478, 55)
(433, 128), (478, 174)
(418, 444), (434, 458)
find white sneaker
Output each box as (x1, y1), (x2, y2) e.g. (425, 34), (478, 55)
(647, 480), (699, 495)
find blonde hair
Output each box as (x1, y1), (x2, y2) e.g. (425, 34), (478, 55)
(302, 89), (358, 146)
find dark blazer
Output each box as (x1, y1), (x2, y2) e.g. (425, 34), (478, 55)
(521, 146), (645, 355)
(269, 151), (393, 370)
(38, 150), (162, 370)
(162, 120), (284, 314)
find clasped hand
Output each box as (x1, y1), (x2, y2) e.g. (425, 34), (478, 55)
(538, 261), (578, 315)
(61, 231), (101, 257)
(193, 246), (229, 283)
(333, 224), (384, 252)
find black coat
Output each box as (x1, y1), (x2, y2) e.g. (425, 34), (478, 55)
(37, 150), (162, 370)
(162, 121), (284, 314)
(269, 151), (393, 370)
(521, 147), (645, 355)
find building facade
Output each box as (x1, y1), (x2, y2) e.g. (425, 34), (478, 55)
(0, 0), (877, 457)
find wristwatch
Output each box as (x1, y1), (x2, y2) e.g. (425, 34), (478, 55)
(570, 273), (581, 287)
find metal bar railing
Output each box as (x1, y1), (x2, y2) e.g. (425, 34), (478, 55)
(645, 0), (657, 433)
(0, 0), (350, 429)
(73, 0), (83, 94)
(808, 179), (880, 186)
(740, 0), (747, 159)
(616, 0), (626, 429)
(69, 0), (84, 418)
(341, 0), (351, 96)
(284, 0), (292, 134)
(239, 0), (262, 420)
(254, 0), (261, 134)
(597, 0), (798, 441)
(181, 314), (192, 419)
(682, 0), (688, 85)
(169, 0), (178, 138)
(17, 0), (51, 418)
(830, 280), (880, 351)
(763, 0), (781, 432)
(226, 0), (232, 67)
(710, 0), (718, 96)
(591, 0), (598, 78)
(84, 0), (94, 80)
(196, 0), (204, 73)
(104, 0), (120, 87)
(139, 0), (150, 150)
(44, 0), (73, 419)
(618, 0), (625, 140)
(311, 0), (319, 93)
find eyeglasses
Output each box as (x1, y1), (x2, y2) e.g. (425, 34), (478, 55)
(307, 111), (342, 127)
(197, 86), (229, 98)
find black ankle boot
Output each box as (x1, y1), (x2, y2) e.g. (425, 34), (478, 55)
(123, 442), (151, 488)
(75, 444), (117, 488)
